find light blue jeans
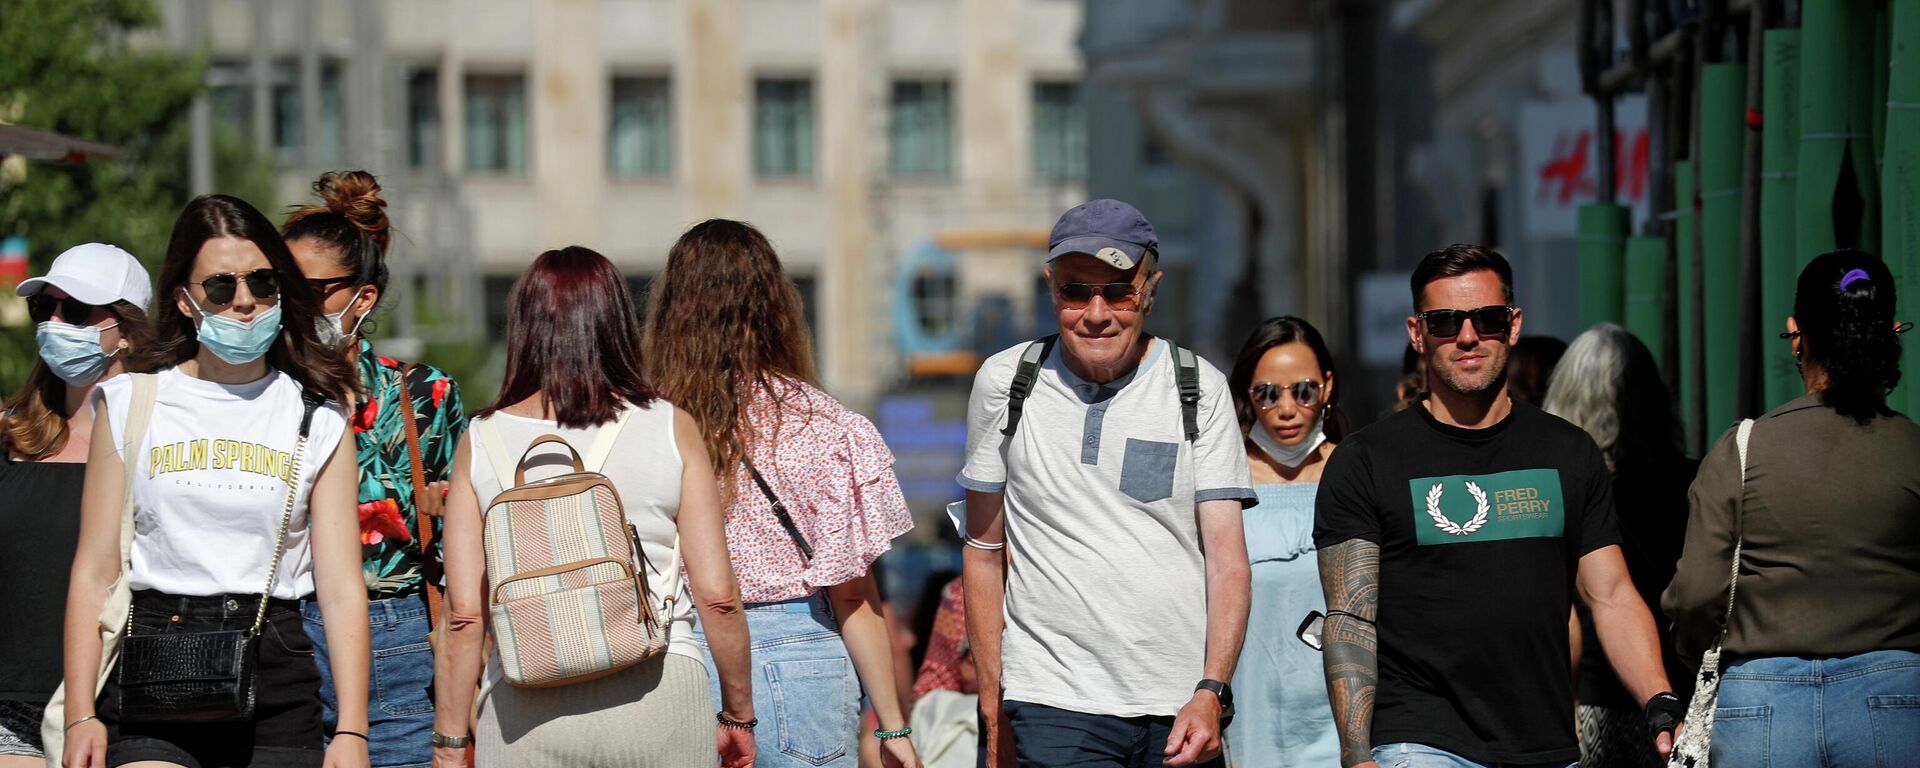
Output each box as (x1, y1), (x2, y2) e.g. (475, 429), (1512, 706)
(302, 595), (436, 768)
(1712, 648), (1920, 767)
(693, 593), (861, 768)
(1372, 742), (1575, 768)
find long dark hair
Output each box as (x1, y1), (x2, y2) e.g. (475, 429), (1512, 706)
(281, 170), (391, 333)
(2, 300), (155, 459)
(643, 219), (815, 484)
(1228, 316), (1347, 442)
(483, 246), (657, 428)
(1794, 248), (1903, 423)
(135, 195), (358, 403)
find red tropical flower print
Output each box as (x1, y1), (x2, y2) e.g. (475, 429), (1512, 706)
(354, 395), (380, 433)
(430, 378), (449, 408)
(359, 498), (412, 545)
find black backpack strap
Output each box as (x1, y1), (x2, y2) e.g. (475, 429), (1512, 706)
(745, 459), (814, 562)
(1172, 342), (1200, 442)
(1000, 335), (1058, 437)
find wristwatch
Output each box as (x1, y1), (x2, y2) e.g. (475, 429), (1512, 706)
(431, 731), (472, 748)
(1195, 679), (1235, 727)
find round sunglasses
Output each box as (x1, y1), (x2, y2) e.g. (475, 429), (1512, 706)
(187, 269), (281, 306)
(1249, 379), (1324, 410)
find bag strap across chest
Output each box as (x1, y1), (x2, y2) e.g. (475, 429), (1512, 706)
(1001, 335), (1201, 442)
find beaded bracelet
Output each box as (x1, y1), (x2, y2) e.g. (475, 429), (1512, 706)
(874, 726), (913, 741)
(717, 712), (759, 731)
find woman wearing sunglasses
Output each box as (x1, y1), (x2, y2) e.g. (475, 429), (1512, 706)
(0, 245), (154, 768)
(57, 195), (370, 768)
(284, 171), (467, 768)
(643, 220), (920, 768)
(1221, 316), (1344, 767)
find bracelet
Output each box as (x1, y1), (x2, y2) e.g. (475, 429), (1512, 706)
(333, 730), (369, 742)
(874, 726), (913, 740)
(64, 715), (99, 732)
(716, 712), (758, 730)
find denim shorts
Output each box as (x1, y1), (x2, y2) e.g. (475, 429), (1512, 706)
(303, 594), (436, 768)
(693, 593), (861, 768)
(100, 590), (324, 768)
(1713, 648), (1920, 767)
(1371, 742), (1575, 768)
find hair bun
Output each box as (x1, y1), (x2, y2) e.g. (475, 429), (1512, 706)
(313, 170), (389, 250)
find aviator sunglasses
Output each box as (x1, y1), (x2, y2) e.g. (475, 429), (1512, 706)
(188, 269), (281, 306)
(1055, 281), (1146, 311)
(1416, 304), (1514, 339)
(27, 293), (106, 324)
(1249, 379), (1324, 410)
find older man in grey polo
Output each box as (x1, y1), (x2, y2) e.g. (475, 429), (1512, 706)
(960, 199), (1254, 768)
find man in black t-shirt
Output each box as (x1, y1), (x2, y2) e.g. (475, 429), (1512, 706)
(1313, 245), (1683, 768)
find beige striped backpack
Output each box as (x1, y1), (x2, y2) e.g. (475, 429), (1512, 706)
(472, 407), (680, 688)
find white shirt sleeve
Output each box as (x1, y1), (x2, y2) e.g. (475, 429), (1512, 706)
(957, 346), (1020, 493)
(1190, 358), (1256, 506)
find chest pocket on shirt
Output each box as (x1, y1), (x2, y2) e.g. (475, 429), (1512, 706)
(1120, 438), (1179, 503)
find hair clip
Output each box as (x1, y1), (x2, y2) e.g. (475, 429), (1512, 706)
(1840, 268), (1872, 291)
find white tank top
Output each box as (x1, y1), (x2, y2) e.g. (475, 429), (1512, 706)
(465, 401), (700, 673)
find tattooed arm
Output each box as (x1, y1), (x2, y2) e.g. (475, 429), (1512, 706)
(1318, 538), (1381, 768)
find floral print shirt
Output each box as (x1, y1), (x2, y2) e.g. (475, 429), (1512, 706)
(351, 339), (466, 597)
(720, 377), (914, 603)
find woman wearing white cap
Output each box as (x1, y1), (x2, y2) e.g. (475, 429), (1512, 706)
(0, 244), (154, 767)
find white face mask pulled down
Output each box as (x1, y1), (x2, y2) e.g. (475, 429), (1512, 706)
(1250, 416), (1326, 468)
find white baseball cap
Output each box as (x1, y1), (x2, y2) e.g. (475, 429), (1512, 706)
(14, 243), (153, 309)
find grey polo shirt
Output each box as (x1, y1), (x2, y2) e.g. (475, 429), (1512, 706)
(959, 337), (1254, 717)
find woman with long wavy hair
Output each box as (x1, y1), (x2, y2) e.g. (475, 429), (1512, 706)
(284, 170), (467, 768)
(0, 244), (154, 768)
(56, 195), (370, 768)
(645, 219), (920, 768)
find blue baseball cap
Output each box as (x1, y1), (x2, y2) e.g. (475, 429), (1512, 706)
(1046, 199), (1159, 271)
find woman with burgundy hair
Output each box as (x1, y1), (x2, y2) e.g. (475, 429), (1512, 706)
(431, 246), (755, 768)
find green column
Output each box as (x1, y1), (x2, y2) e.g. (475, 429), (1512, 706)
(1578, 203), (1631, 329)
(1798, 0), (1882, 259)
(1887, 0), (1920, 415)
(1762, 30), (1803, 411)
(1700, 62), (1746, 435)
(1676, 160), (1701, 450)
(1624, 235), (1671, 369)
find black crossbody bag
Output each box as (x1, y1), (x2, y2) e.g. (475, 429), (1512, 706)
(116, 391), (324, 723)
(744, 459), (813, 562)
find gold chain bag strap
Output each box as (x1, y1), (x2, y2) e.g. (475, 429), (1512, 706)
(1667, 418), (1753, 768)
(115, 390), (326, 723)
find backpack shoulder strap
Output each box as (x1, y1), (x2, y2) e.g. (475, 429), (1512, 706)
(1000, 335), (1058, 437)
(1172, 341), (1201, 442)
(583, 404), (636, 474)
(471, 418), (517, 496)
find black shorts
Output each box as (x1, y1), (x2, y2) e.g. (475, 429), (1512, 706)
(98, 591), (324, 768)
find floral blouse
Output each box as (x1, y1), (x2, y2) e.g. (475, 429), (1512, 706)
(351, 339), (466, 597)
(721, 377), (914, 603)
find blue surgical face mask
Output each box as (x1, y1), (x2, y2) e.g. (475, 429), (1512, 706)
(35, 320), (120, 386)
(186, 293), (282, 365)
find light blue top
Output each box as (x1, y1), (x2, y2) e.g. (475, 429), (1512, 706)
(1228, 482), (1339, 767)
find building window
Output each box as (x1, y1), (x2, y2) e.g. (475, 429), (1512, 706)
(754, 78), (814, 177)
(890, 79), (952, 178)
(407, 67), (440, 168)
(465, 73), (529, 174)
(1032, 81), (1085, 181)
(610, 76), (672, 177)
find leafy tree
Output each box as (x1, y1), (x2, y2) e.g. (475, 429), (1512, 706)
(0, 0), (276, 390)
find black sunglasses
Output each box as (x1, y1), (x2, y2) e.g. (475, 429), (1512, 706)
(1417, 305), (1514, 339)
(307, 274), (357, 294)
(1249, 380), (1323, 410)
(1056, 281), (1144, 311)
(189, 269), (281, 306)
(27, 293), (106, 324)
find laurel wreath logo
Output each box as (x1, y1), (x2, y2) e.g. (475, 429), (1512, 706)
(1425, 481), (1490, 536)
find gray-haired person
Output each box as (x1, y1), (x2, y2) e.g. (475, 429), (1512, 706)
(960, 199), (1254, 768)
